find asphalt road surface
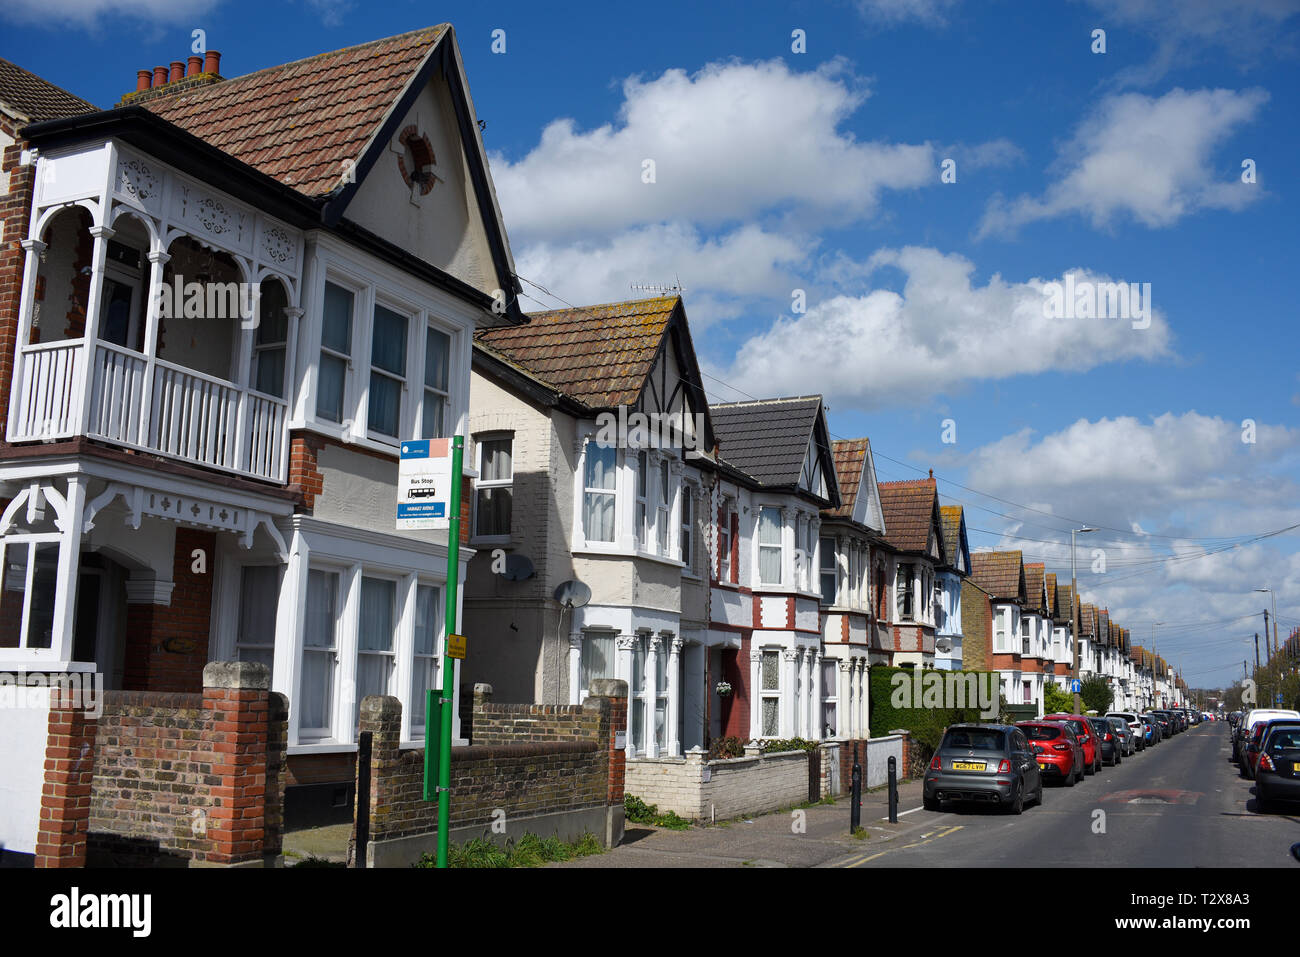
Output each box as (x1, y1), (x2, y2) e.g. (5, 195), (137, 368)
(833, 721), (1300, 867)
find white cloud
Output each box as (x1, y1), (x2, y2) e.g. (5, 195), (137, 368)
(855, 0), (963, 26)
(1, 0), (218, 25)
(491, 58), (936, 242)
(513, 222), (809, 329)
(712, 246), (1173, 408)
(979, 87), (1267, 237)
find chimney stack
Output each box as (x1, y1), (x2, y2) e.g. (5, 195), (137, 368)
(187, 55), (202, 77)
(122, 48), (223, 107)
(204, 50), (222, 75)
(136, 69), (152, 92)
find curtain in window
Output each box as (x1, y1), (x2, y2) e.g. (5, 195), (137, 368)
(300, 570), (338, 732)
(237, 566), (279, 672)
(321, 283), (352, 353)
(357, 578), (396, 714)
(411, 584), (439, 730)
(425, 327), (449, 392)
(580, 633), (615, 692)
(583, 442), (617, 542)
(317, 355), (346, 422)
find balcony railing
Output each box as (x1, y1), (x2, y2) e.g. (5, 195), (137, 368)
(8, 339), (288, 483)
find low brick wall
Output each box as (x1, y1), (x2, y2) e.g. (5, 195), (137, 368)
(626, 745), (812, 822)
(77, 663), (286, 867)
(353, 680), (627, 867)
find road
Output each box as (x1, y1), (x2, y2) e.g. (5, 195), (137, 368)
(832, 721), (1300, 867)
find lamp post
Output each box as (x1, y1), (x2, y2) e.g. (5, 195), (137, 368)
(1255, 588), (1278, 658)
(1071, 526), (1096, 715)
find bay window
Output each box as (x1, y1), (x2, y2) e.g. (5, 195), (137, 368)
(367, 304), (407, 440)
(580, 632), (616, 699)
(635, 451), (648, 545)
(0, 539), (58, 650)
(896, 562), (915, 620)
(316, 282), (353, 423)
(761, 649), (781, 736)
(718, 505), (732, 581)
(300, 569), (341, 739)
(819, 537), (837, 605)
(758, 506), (783, 585)
(356, 576), (397, 721)
(421, 325), (451, 439)
(655, 459), (670, 554)
(821, 658), (838, 737)
(410, 584), (440, 736)
(680, 488), (694, 573)
(583, 440), (617, 543)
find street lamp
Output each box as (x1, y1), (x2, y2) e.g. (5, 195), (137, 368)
(1071, 526), (1096, 715)
(1152, 621), (1163, 708)
(1255, 588), (1279, 657)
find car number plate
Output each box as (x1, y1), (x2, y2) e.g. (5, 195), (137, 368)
(953, 761), (985, 771)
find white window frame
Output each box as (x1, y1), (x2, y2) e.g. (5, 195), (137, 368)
(0, 534), (62, 654)
(365, 298), (412, 443)
(760, 648), (781, 737)
(471, 432), (513, 544)
(821, 657), (838, 738)
(819, 536), (837, 606)
(680, 484), (697, 576)
(758, 506), (784, 587)
(299, 564), (344, 742)
(355, 572), (400, 717)
(718, 502), (733, 583)
(579, 629), (618, 700)
(409, 581), (442, 739)
(654, 459), (670, 555)
(896, 562), (915, 622)
(418, 320), (454, 440)
(235, 563), (282, 673)
(316, 277), (358, 427)
(580, 439), (620, 546)
(249, 281), (290, 399)
(634, 450), (649, 548)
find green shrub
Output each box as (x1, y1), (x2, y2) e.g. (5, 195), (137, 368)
(707, 735), (746, 759)
(624, 794), (691, 829)
(759, 736), (818, 753)
(415, 831), (605, 868)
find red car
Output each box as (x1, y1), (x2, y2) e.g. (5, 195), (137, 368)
(1018, 720), (1084, 786)
(1042, 713), (1102, 774)
(1244, 719), (1300, 780)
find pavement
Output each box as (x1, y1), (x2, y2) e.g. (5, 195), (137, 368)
(556, 722), (1300, 868)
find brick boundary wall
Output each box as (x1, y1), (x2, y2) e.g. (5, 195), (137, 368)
(352, 679), (627, 867)
(37, 661), (285, 868)
(624, 744), (812, 822)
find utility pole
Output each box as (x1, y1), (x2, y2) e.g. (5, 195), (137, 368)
(1071, 526), (1095, 715)
(1255, 633), (1263, 709)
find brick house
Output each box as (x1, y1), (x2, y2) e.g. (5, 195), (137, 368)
(706, 396), (841, 742)
(0, 25), (525, 848)
(969, 550), (1027, 706)
(876, 476), (947, 668)
(818, 437), (886, 738)
(463, 296), (714, 759)
(1020, 562), (1050, 715)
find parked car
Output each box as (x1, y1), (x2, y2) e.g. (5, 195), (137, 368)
(1107, 716), (1136, 756)
(1151, 711), (1174, 737)
(1254, 724), (1300, 813)
(1089, 717), (1123, 766)
(1018, 720), (1084, 786)
(1236, 709), (1300, 766)
(1043, 713), (1102, 774)
(1139, 713), (1160, 745)
(1107, 711), (1145, 752)
(924, 724), (1044, 814)
(1243, 718), (1300, 780)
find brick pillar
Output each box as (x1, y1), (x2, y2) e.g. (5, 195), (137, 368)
(352, 695), (402, 866)
(587, 678), (627, 848)
(34, 690), (99, 868)
(263, 692), (289, 861)
(201, 661), (271, 866)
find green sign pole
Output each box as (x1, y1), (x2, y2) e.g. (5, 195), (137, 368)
(436, 434), (464, 868)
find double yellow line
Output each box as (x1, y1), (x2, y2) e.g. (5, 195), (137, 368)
(836, 824), (964, 867)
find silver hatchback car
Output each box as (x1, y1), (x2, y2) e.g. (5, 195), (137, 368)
(924, 724), (1044, 814)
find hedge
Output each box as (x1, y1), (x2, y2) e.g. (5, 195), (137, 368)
(868, 665), (1007, 758)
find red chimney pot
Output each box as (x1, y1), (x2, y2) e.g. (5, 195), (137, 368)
(136, 70), (152, 92)
(169, 61), (184, 83)
(204, 50), (221, 75)
(187, 55), (202, 77)
(153, 65), (168, 87)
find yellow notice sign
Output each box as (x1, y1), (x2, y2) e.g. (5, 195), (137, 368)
(447, 633), (467, 659)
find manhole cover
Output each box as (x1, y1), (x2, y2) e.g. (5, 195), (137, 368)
(1102, 789), (1202, 805)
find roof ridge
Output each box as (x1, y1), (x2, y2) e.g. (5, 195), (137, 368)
(526, 294), (679, 317)
(711, 395), (823, 408)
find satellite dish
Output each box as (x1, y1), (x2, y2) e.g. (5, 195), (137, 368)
(502, 554), (535, 581)
(935, 637), (953, 654)
(554, 579), (591, 608)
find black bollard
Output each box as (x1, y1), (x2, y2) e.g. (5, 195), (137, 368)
(850, 744), (862, 834)
(888, 754), (898, 823)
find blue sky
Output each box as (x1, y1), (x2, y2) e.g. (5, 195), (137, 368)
(4, 0), (1298, 689)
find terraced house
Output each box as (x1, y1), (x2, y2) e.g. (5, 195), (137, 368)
(0, 26), (524, 842)
(969, 550), (1029, 708)
(934, 505), (971, 670)
(876, 476), (947, 668)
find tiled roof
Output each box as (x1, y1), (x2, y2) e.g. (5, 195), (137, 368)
(1080, 603), (1097, 635)
(142, 26), (446, 197)
(0, 57), (98, 123)
(1023, 562), (1046, 613)
(710, 396), (824, 488)
(1055, 581), (1073, 620)
(969, 550), (1024, 600)
(1098, 608), (1111, 646)
(825, 438), (869, 519)
(475, 297), (679, 409)
(878, 479), (939, 555)
(940, 505), (964, 568)
(1044, 572), (1059, 617)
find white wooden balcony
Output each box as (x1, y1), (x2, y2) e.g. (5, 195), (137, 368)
(9, 338), (288, 483)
